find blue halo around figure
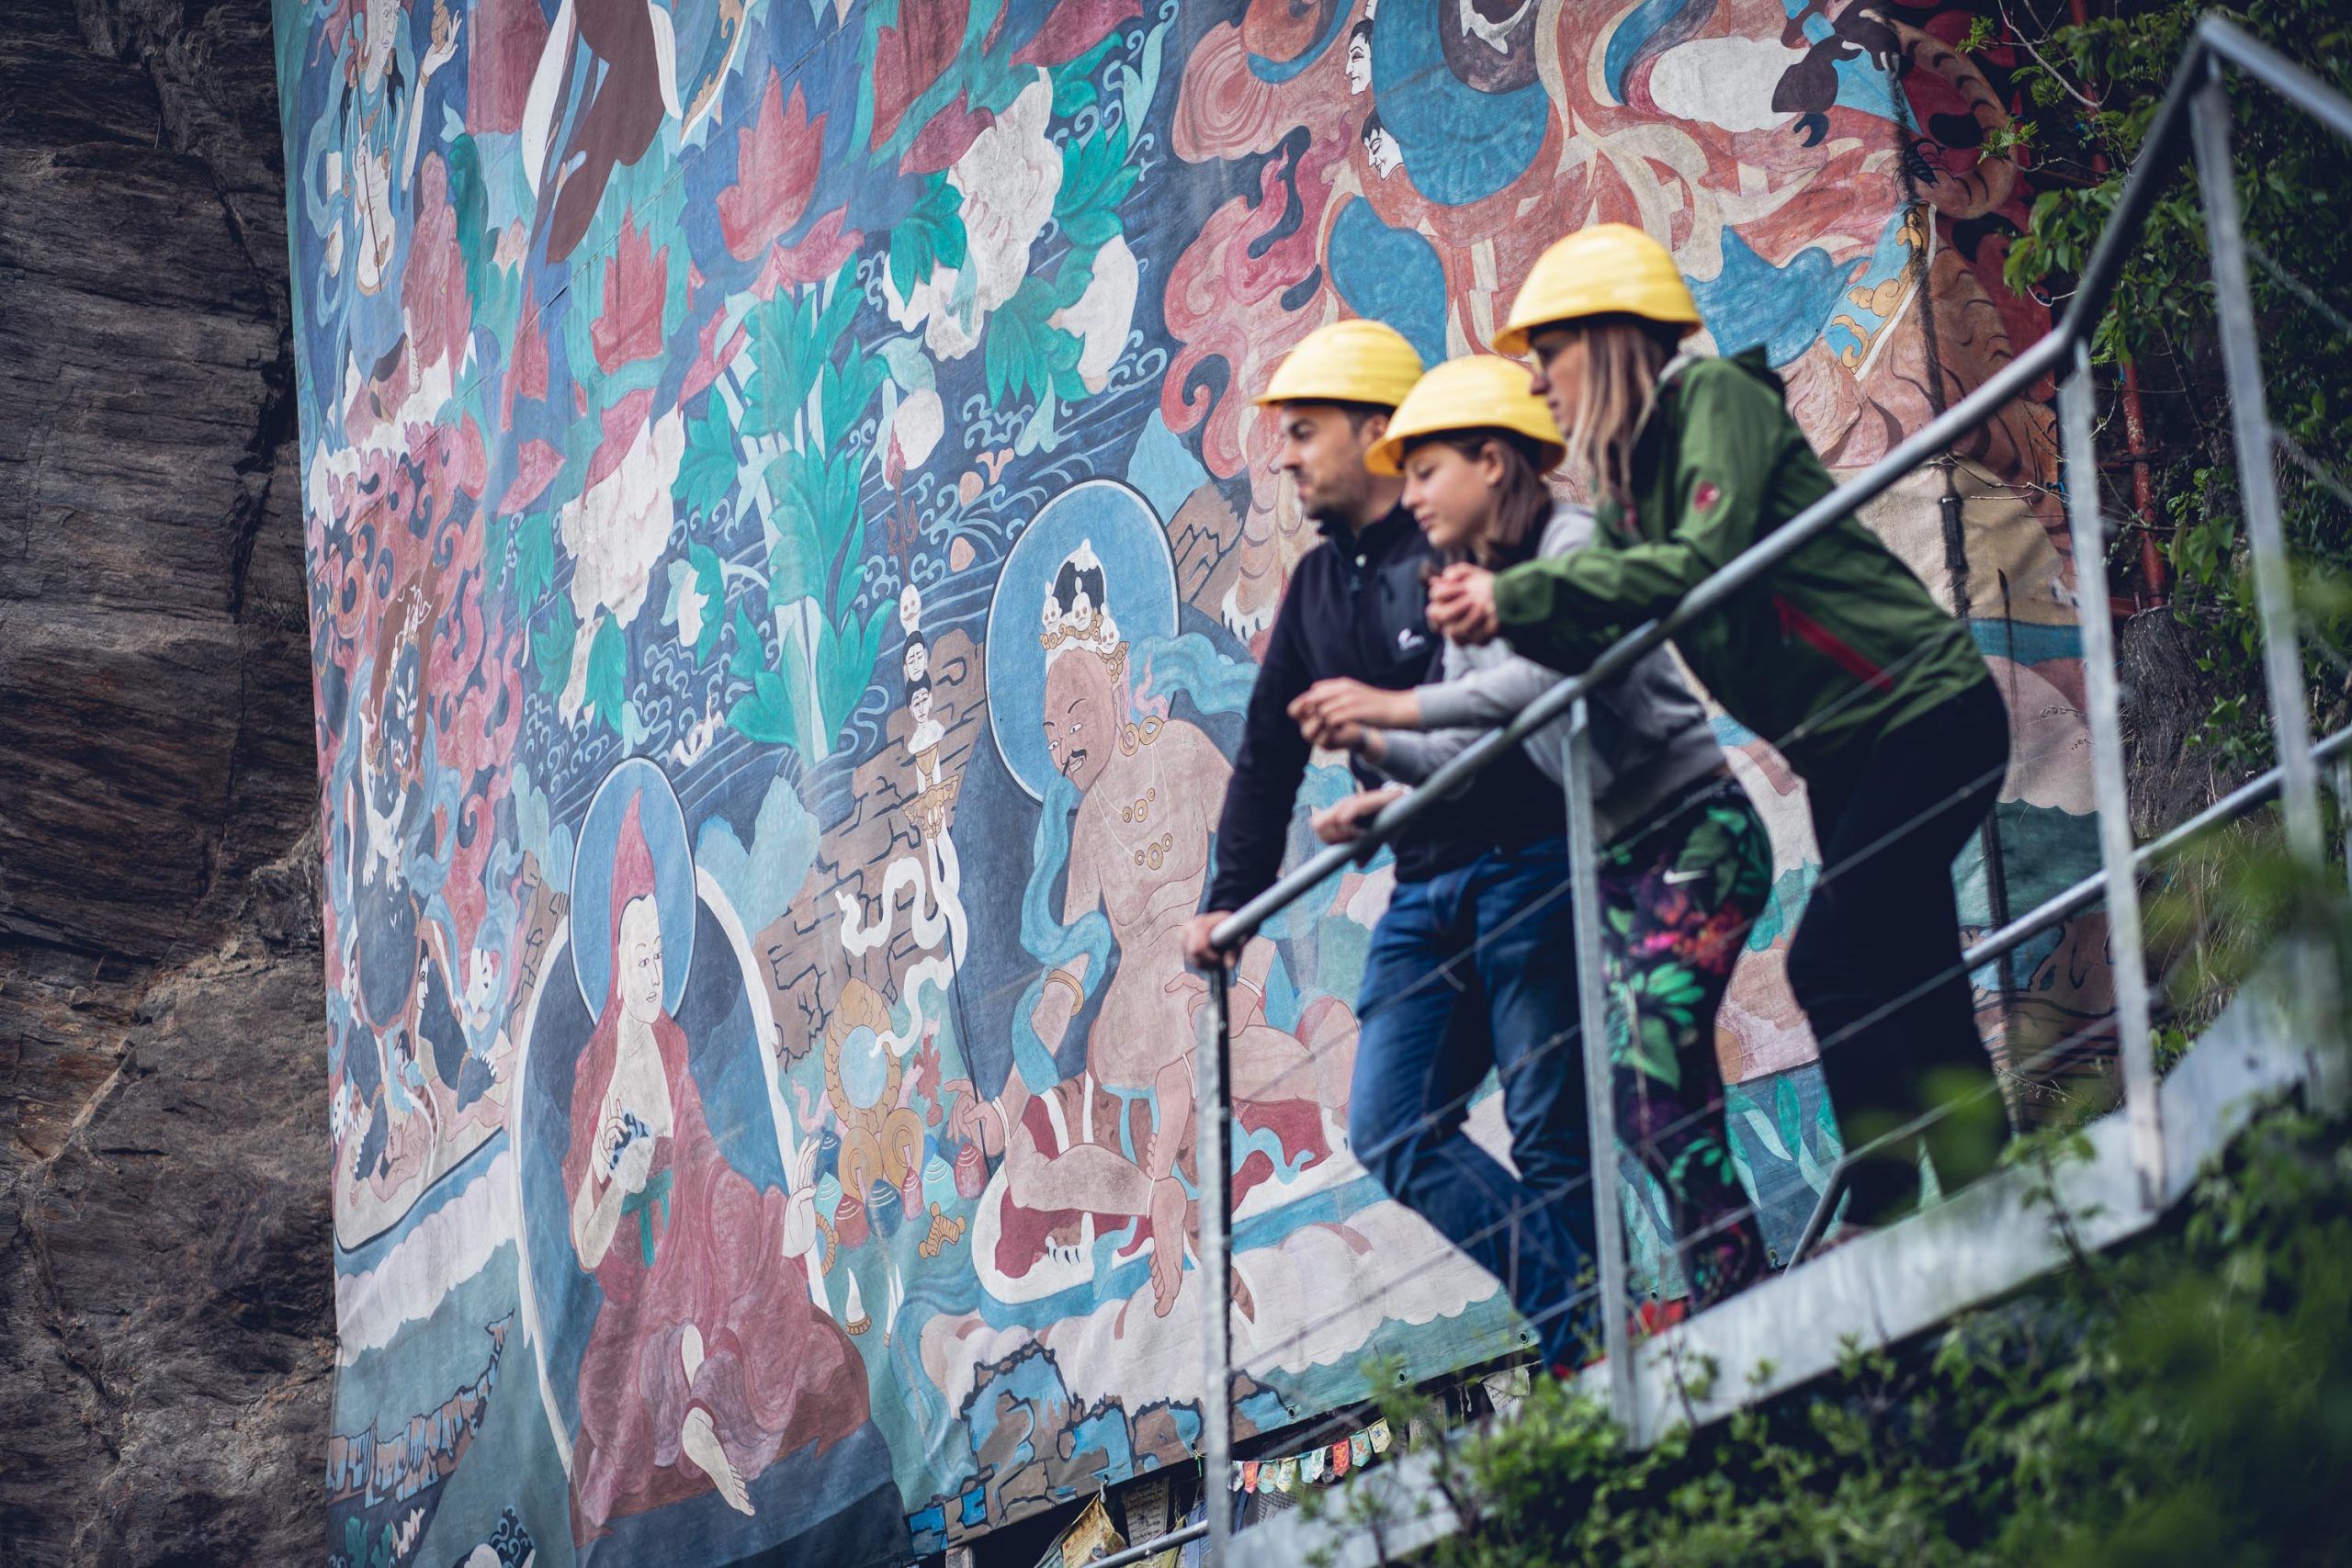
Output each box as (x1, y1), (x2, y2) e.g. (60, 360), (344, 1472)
(984, 479), (1179, 802)
(570, 757), (696, 1016)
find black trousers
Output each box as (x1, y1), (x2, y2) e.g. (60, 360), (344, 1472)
(1787, 678), (2013, 1223)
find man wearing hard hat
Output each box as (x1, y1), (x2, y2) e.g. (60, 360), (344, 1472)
(1182, 321), (1595, 1368)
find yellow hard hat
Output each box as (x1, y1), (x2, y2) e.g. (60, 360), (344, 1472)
(1494, 223), (1701, 357)
(1252, 320), (1424, 410)
(1363, 356), (1566, 477)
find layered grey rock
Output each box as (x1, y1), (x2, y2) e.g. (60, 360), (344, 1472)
(1, 1), (327, 1562)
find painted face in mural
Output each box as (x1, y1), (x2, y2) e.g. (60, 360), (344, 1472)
(903, 637), (929, 687)
(1360, 115), (1403, 180)
(618, 895), (664, 1028)
(1400, 439), (1501, 558)
(1040, 650), (1121, 795)
(1272, 403), (1390, 528)
(1345, 24), (1373, 96)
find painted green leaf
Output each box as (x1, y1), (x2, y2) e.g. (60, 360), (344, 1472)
(1052, 244), (1097, 311)
(815, 608), (886, 746)
(728, 602), (767, 681)
(818, 347), (885, 458)
(744, 288), (820, 439)
(532, 594), (577, 696)
(485, 508), (513, 592)
(1050, 34), (1119, 119)
(583, 612), (628, 738)
(673, 397), (740, 520)
(987, 273), (1091, 414)
(447, 132), (493, 312)
(888, 175), (968, 301)
(1055, 121), (1136, 254)
(815, 257), (864, 350)
(515, 511), (555, 607)
(763, 453), (828, 609)
(728, 669), (799, 747)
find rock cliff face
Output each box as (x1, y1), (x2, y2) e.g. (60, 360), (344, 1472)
(0, 1), (328, 1562)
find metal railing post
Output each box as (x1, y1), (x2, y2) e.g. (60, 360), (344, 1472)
(1565, 699), (1634, 1430)
(2191, 68), (2324, 867)
(1198, 966), (1236, 1561)
(2192, 62), (2341, 1109)
(2060, 347), (2165, 1203)
(2335, 759), (2352, 897)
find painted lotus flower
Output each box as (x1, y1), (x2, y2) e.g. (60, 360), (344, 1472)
(560, 405), (684, 640)
(883, 71), (1060, 362)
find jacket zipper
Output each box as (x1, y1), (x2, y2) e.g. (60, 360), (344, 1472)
(1774, 593), (1893, 692)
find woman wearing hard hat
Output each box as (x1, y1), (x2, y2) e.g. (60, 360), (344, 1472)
(1426, 225), (2011, 1242)
(1292, 355), (1772, 1325)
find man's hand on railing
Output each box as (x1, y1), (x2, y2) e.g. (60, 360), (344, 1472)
(1427, 562), (1500, 644)
(1184, 910), (1238, 970)
(1289, 678), (1414, 752)
(1313, 785), (1408, 846)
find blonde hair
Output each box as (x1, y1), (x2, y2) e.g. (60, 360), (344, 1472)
(1404, 430), (1555, 567)
(1553, 315), (1679, 506)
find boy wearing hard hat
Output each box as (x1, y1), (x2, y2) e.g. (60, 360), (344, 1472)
(1428, 224), (2010, 1243)
(1184, 322), (1597, 1371)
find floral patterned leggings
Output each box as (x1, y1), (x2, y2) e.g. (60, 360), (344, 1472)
(1599, 773), (1774, 1309)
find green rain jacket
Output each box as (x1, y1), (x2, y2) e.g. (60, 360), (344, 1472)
(1492, 348), (1990, 783)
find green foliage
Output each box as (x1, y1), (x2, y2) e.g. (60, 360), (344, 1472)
(2003, 2), (2352, 774)
(336, 1517), (394, 1568)
(1050, 33), (1121, 119)
(888, 174), (967, 303)
(1401, 1105), (2352, 1567)
(723, 258), (894, 756)
(742, 261), (865, 442)
(582, 612), (629, 739)
(531, 593), (576, 697)
(673, 396), (740, 521)
(1056, 120), (1140, 254)
(514, 510), (555, 607)
(726, 603), (801, 748)
(986, 273), (1089, 409)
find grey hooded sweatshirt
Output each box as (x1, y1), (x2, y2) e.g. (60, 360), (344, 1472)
(1368, 502), (1727, 845)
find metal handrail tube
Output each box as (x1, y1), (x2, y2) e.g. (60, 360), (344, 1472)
(2200, 17), (2352, 144)
(1087, 1520), (1212, 1568)
(1962, 723), (2352, 977)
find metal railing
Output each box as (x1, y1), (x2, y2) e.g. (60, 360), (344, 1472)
(1171, 17), (2352, 1561)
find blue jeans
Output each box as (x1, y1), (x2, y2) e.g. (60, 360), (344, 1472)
(1347, 838), (1596, 1367)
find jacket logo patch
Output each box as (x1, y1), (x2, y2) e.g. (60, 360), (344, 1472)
(1397, 627), (1426, 651)
(1692, 480), (1722, 513)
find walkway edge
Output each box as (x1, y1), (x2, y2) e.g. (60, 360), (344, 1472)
(1227, 969), (2313, 1568)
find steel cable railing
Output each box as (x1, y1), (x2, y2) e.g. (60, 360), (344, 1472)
(1163, 17), (2352, 1563)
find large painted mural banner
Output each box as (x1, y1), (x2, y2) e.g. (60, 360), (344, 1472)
(277, 0), (2109, 1562)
